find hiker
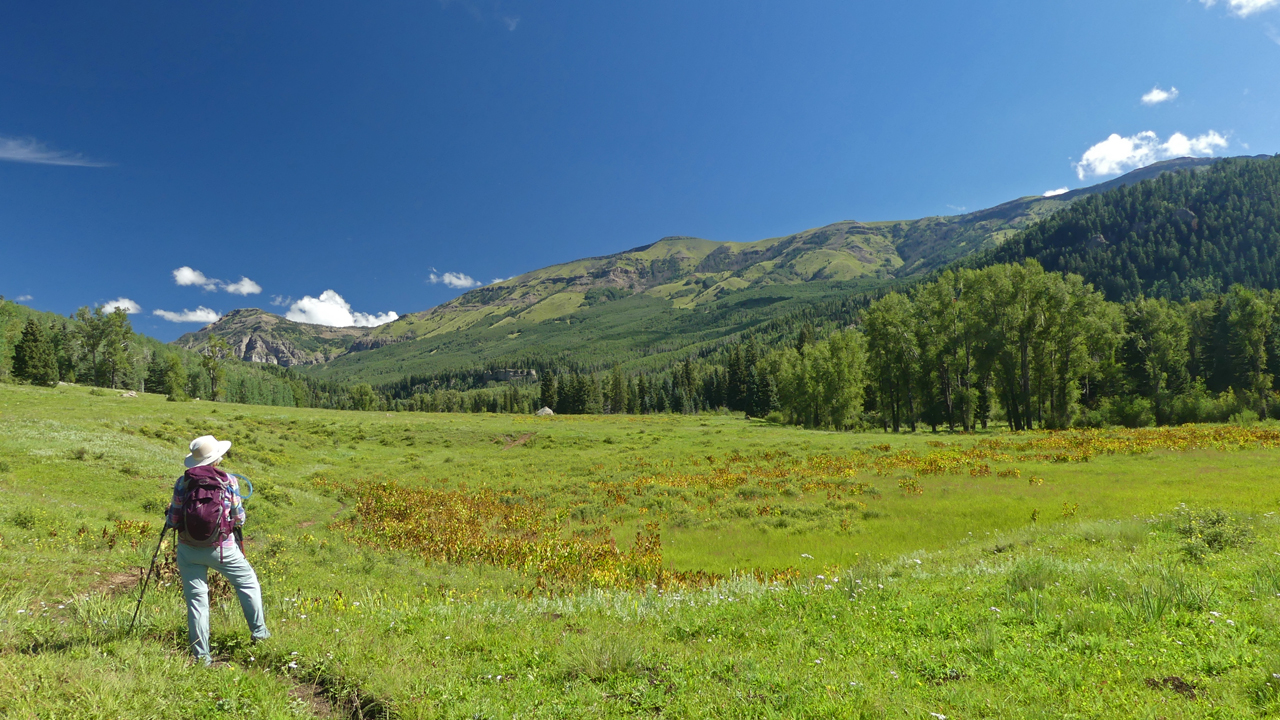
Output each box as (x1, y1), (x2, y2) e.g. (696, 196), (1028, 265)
(165, 435), (270, 666)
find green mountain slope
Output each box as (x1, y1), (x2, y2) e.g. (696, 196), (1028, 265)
(309, 279), (883, 384)
(180, 157), (1233, 383)
(979, 155), (1280, 300)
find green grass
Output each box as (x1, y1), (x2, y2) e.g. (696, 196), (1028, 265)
(3, 382), (1280, 718)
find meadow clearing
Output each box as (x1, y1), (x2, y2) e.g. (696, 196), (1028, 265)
(2, 382), (1280, 718)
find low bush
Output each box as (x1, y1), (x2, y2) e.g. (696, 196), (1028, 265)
(1171, 505), (1252, 561)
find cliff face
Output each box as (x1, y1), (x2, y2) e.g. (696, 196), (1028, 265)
(234, 332), (346, 366)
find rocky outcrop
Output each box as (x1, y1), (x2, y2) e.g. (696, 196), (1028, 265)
(346, 335), (411, 353)
(480, 369), (538, 383)
(236, 334), (343, 366)
(174, 308), (369, 366)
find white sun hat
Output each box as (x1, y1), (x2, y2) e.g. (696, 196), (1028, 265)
(185, 435), (233, 469)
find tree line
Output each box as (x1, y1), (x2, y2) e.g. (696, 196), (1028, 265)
(1, 299), (365, 410)
(507, 260), (1280, 430)
(13, 253), (1280, 430)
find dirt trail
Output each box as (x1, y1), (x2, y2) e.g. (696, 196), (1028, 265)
(501, 432), (536, 450)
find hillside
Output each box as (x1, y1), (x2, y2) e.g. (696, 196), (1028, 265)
(980, 155), (1280, 300)
(180, 157), (1228, 383)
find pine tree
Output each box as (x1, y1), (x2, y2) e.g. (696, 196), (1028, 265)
(100, 309), (135, 389)
(608, 365), (626, 414)
(162, 354), (189, 401)
(13, 318), (59, 387)
(637, 374), (651, 413)
(539, 369), (558, 410)
(146, 352), (169, 394)
(758, 372), (779, 416)
(795, 323), (815, 354)
(726, 345), (746, 411)
(50, 320), (76, 383)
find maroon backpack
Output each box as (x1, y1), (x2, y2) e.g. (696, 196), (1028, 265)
(177, 466), (234, 547)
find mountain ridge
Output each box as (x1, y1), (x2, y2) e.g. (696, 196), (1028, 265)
(177, 156), (1233, 380)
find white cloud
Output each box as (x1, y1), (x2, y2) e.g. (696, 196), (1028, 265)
(153, 307), (221, 324)
(0, 135), (110, 167)
(102, 297), (141, 314)
(1141, 86), (1179, 105)
(1073, 130), (1228, 180)
(1172, 131), (1228, 155)
(270, 294), (292, 307)
(1201, 0), (1280, 17)
(284, 290), (399, 328)
(427, 271), (482, 289)
(224, 277), (262, 296)
(173, 266), (263, 295)
(174, 266), (219, 290)
(14, 294), (33, 302)
(1043, 188), (1070, 197)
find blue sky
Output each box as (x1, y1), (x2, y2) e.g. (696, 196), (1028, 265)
(2, 0), (1278, 340)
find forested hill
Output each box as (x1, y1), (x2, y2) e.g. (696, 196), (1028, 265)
(980, 154), (1280, 300)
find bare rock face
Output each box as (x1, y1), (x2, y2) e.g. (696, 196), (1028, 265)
(238, 334), (336, 366)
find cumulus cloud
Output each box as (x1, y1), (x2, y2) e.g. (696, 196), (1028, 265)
(1141, 86), (1179, 105)
(14, 294), (33, 302)
(153, 307), (221, 324)
(1043, 188), (1070, 197)
(1201, 0), (1280, 17)
(102, 297), (141, 314)
(173, 266), (263, 295)
(0, 135), (111, 167)
(224, 277), (263, 296)
(284, 290), (399, 328)
(173, 266), (219, 290)
(1073, 130), (1228, 180)
(427, 271), (482, 289)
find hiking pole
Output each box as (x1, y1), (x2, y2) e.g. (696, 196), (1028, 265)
(128, 525), (169, 634)
(229, 473), (252, 554)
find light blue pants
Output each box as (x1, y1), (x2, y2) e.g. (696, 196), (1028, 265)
(176, 541), (270, 664)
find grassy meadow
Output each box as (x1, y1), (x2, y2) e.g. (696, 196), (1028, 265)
(3, 382), (1280, 718)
